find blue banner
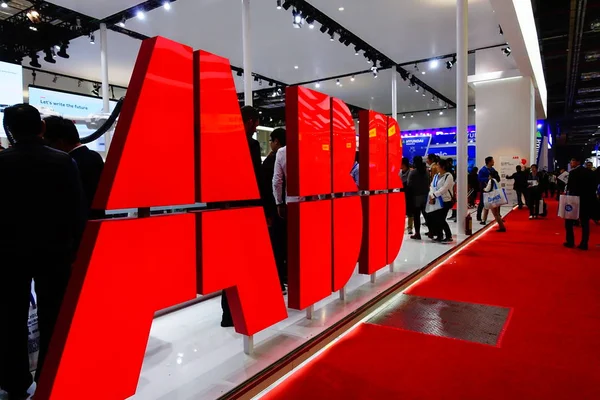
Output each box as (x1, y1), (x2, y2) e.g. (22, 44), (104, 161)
(402, 136), (432, 159)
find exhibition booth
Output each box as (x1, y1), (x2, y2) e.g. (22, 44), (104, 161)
(0, 0), (548, 399)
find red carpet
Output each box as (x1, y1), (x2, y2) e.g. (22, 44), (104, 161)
(264, 201), (600, 399)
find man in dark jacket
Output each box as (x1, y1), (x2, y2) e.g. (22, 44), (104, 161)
(0, 105), (86, 399)
(507, 165), (528, 209)
(564, 157), (597, 250)
(43, 116), (105, 220)
(262, 128), (287, 292)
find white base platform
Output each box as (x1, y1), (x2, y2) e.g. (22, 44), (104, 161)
(129, 208), (510, 400)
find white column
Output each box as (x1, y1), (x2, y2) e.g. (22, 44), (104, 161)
(456, 0), (468, 234)
(99, 23), (112, 152)
(241, 0), (253, 106)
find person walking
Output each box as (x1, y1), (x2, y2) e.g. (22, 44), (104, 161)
(261, 128), (287, 293)
(564, 157), (597, 250)
(408, 156), (430, 240)
(0, 105), (86, 399)
(428, 159), (455, 243)
(468, 167), (479, 208)
(480, 171), (507, 232)
(477, 156), (496, 221)
(507, 165), (528, 209)
(44, 116), (105, 219)
(400, 157), (414, 235)
(527, 164), (542, 219)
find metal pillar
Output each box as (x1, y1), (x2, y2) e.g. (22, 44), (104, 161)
(242, 0), (253, 106)
(243, 335), (254, 355)
(456, 0), (469, 234)
(370, 273), (376, 284)
(391, 68), (398, 122)
(339, 286), (346, 301)
(99, 23), (112, 152)
(306, 305), (314, 320)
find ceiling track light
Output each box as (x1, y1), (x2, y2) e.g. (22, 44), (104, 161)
(89, 32), (95, 44)
(330, 32), (335, 41)
(118, 15), (126, 27)
(446, 56), (456, 69)
(415, 86), (420, 93)
(276, 0), (282, 9)
(315, 81), (321, 88)
(52, 75), (58, 83)
(502, 47), (512, 57)
(427, 112), (431, 117)
(136, 10), (145, 20)
(1, 2), (8, 8)
(282, 0), (292, 10)
(26, 9), (41, 24)
(163, 1), (171, 10)
(351, 75), (355, 82)
(292, 8), (303, 28)
(410, 114), (414, 118)
(336, 79), (341, 86)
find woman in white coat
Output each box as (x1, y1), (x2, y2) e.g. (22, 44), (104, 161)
(428, 159), (455, 242)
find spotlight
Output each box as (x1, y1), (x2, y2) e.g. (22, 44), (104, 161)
(446, 56), (456, 69)
(118, 16), (126, 27)
(77, 80), (82, 87)
(309, 22), (314, 29)
(91, 84), (100, 97)
(430, 59), (439, 69)
(163, 1), (171, 10)
(502, 47), (512, 57)
(276, 0), (282, 9)
(320, 25), (327, 33)
(306, 16), (315, 29)
(474, 108), (477, 112)
(410, 114), (414, 118)
(415, 86), (420, 93)
(422, 91), (426, 97)
(136, 10), (145, 20)
(422, 71), (426, 75)
(330, 32), (335, 41)
(292, 8), (303, 28)
(336, 79), (341, 86)
(26, 9), (41, 24)
(236, 70), (243, 76)
(431, 96), (435, 102)
(402, 115), (406, 119)
(1, 2), (7, 9)
(29, 52), (41, 68)
(371, 66), (378, 78)
(427, 112), (431, 116)
(269, 81), (274, 87)
(351, 76), (355, 82)
(354, 46), (361, 56)
(29, 26), (37, 31)
(89, 33), (95, 44)
(439, 111), (444, 115)
(315, 82), (321, 88)
(294, 65), (299, 69)
(52, 75), (58, 83)
(282, 0), (292, 10)
(537, 123), (543, 130)
(414, 63), (419, 72)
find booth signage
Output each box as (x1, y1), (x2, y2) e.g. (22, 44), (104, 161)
(36, 37), (405, 400)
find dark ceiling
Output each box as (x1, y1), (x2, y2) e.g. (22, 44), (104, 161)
(534, 0), (600, 151)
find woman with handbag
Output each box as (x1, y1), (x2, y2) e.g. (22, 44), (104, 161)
(481, 171), (507, 232)
(428, 159), (455, 243)
(408, 156), (430, 240)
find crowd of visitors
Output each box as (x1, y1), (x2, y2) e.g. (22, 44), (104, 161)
(0, 104), (104, 400)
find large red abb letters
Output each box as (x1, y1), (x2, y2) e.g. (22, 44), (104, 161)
(35, 37), (405, 400)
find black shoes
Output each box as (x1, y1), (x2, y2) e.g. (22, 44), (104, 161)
(220, 319), (234, 328)
(410, 234), (422, 240)
(563, 242), (574, 249)
(442, 237), (453, 243)
(578, 244), (588, 251)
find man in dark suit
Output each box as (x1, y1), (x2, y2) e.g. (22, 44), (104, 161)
(564, 157), (597, 250)
(0, 105), (86, 399)
(43, 117), (105, 220)
(262, 128), (287, 293)
(507, 165), (528, 209)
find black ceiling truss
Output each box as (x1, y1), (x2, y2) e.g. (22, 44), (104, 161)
(282, 0), (456, 108)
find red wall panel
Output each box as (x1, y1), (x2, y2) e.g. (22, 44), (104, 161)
(359, 194), (387, 275)
(195, 50), (259, 203)
(288, 201), (332, 310)
(286, 86), (331, 197)
(358, 110), (387, 192)
(94, 37), (195, 210)
(37, 215), (197, 400)
(387, 192), (406, 265)
(332, 196), (362, 291)
(387, 117), (403, 190)
(195, 207), (287, 335)
(331, 98), (358, 193)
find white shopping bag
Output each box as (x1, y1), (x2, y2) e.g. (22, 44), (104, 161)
(425, 196), (443, 214)
(558, 195), (580, 220)
(483, 182), (508, 210)
(28, 294), (40, 372)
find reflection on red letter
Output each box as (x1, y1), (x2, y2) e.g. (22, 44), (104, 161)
(94, 37), (195, 210)
(331, 98), (362, 291)
(195, 50), (259, 203)
(386, 118), (406, 264)
(195, 50), (287, 331)
(38, 215), (198, 400)
(359, 110), (388, 274)
(286, 86), (333, 309)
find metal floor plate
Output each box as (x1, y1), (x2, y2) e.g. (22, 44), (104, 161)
(367, 295), (511, 346)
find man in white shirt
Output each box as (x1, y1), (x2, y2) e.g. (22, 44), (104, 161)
(273, 146), (287, 218)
